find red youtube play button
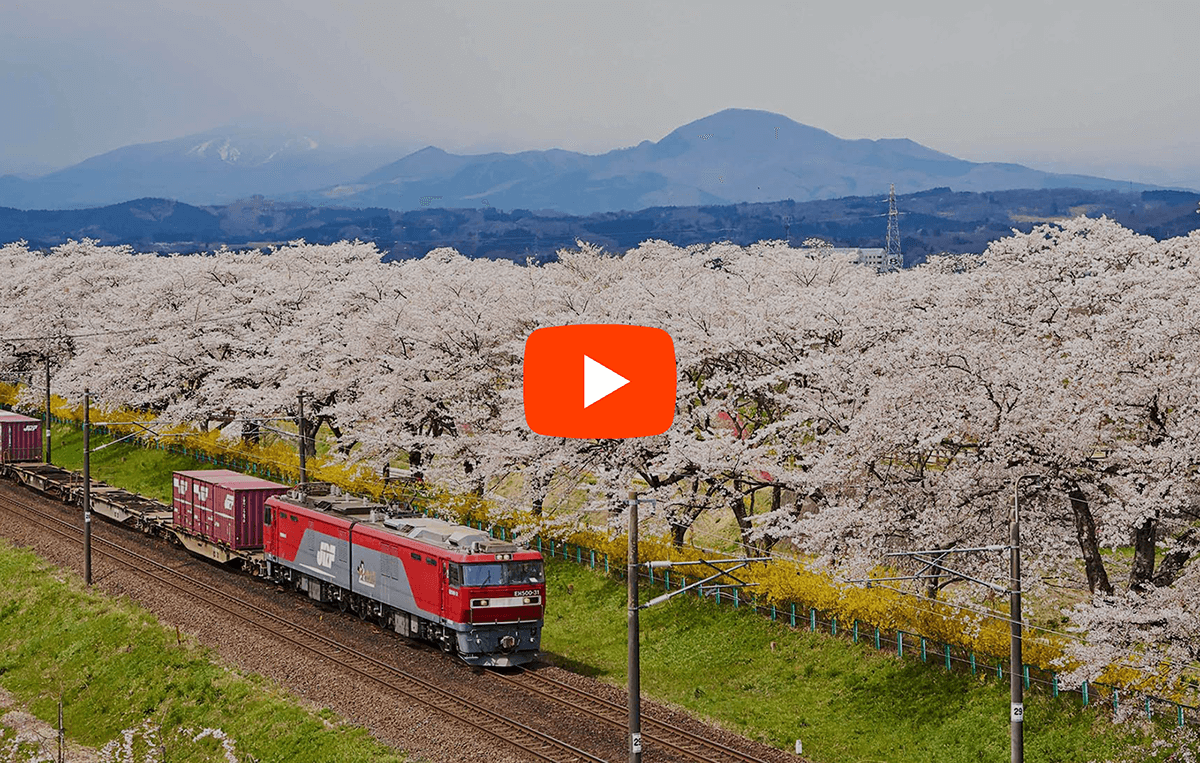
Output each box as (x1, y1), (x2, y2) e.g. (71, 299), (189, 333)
(523, 325), (676, 438)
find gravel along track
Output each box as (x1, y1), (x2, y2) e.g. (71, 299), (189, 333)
(493, 667), (797, 763)
(0, 480), (803, 763)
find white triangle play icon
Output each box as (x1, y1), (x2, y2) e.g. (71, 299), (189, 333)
(584, 355), (630, 408)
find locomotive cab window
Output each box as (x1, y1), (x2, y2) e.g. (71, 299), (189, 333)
(264, 507), (272, 525)
(461, 560), (545, 587)
(448, 563), (462, 586)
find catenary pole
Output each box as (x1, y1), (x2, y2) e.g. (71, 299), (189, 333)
(297, 392), (307, 484)
(1012, 475), (1037, 763)
(44, 355), (51, 463)
(83, 390), (92, 586)
(627, 491), (641, 763)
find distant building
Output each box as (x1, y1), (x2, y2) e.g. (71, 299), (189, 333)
(804, 247), (892, 272)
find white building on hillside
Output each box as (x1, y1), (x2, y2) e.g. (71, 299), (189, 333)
(808, 247), (896, 273)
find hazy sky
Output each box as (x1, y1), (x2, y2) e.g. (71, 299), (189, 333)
(4, 0), (1199, 187)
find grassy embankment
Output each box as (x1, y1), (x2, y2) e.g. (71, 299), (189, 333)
(30, 421), (1190, 762)
(0, 540), (408, 763)
(542, 559), (1183, 763)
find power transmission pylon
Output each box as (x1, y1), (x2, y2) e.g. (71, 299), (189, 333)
(885, 183), (902, 271)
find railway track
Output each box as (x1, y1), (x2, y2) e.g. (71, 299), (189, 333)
(0, 489), (604, 763)
(492, 667), (785, 763)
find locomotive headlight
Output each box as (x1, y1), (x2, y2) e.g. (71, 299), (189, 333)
(471, 598), (490, 607)
(522, 596), (540, 605)
(494, 553), (512, 561)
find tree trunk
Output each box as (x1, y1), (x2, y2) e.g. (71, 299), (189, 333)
(299, 419), (320, 463)
(241, 420), (261, 445)
(671, 521), (687, 548)
(1068, 485), (1113, 595)
(1153, 528), (1196, 588)
(1129, 516), (1158, 591)
(729, 485), (758, 556)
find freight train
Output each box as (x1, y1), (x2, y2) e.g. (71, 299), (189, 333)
(0, 415), (545, 667)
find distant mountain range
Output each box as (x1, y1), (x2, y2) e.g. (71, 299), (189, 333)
(5, 188), (1199, 267)
(0, 126), (407, 210)
(0, 110), (1170, 215)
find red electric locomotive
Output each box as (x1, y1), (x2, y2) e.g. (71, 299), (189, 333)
(263, 484), (545, 667)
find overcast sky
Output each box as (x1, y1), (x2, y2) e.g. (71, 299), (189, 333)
(4, 0), (1198, 187)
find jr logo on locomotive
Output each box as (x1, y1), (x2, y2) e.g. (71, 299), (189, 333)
(316, 541), (336, 568)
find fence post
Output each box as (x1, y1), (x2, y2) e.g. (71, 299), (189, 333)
(537, 537), (542, 553)
(1145, 697), (1152, 721)
(831, 618), (837, 637)
(897, 631), (903, 658)
(853, 620), (858, 644)
(1179, 704), (1184, 728)
(590, 549), (595, 569)
(1082, 681), (1089, 706)
(605, 554), (609, 575)
(791, 603), (797, 628)
(874, 627), (880, 650)
(996, 662), (1002, 680)
(810, 608), (816, 632)
(664, 570), (669, 587)
(1052, 673), (1058, 697)
(771, 603), (776, 621)
(733, 588), (739, 608)
(1113, 689), (1119, 714)
(970, 652), (976, 675)
(1023, 664), (1030, 690)
(944, 645), (951, 671)
(576, 546), (582, 564)
(921, 637), (926, 662)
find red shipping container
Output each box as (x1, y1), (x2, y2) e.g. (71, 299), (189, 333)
(0, 411), (42, 463)
(172, 470), (288, 550)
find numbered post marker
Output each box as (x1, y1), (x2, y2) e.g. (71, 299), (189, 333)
(1011, 703), (1024, 722)
(631, 733), (643, 753)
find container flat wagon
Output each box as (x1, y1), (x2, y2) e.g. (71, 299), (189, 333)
(0, 411), (42, 464)
(171, 470), (288, 564)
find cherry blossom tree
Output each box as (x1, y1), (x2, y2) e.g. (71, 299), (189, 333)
(2, 219), (1198, 691)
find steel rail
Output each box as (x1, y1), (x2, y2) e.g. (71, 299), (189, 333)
(494, 667), (787, 763)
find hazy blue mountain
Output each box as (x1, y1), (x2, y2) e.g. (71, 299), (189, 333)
(296, 109), (1162, 214)
(0, 126), (410, 210)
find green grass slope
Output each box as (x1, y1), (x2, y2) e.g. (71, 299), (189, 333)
(47, 421), (212, 504)
(0, 540), (408, 762)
